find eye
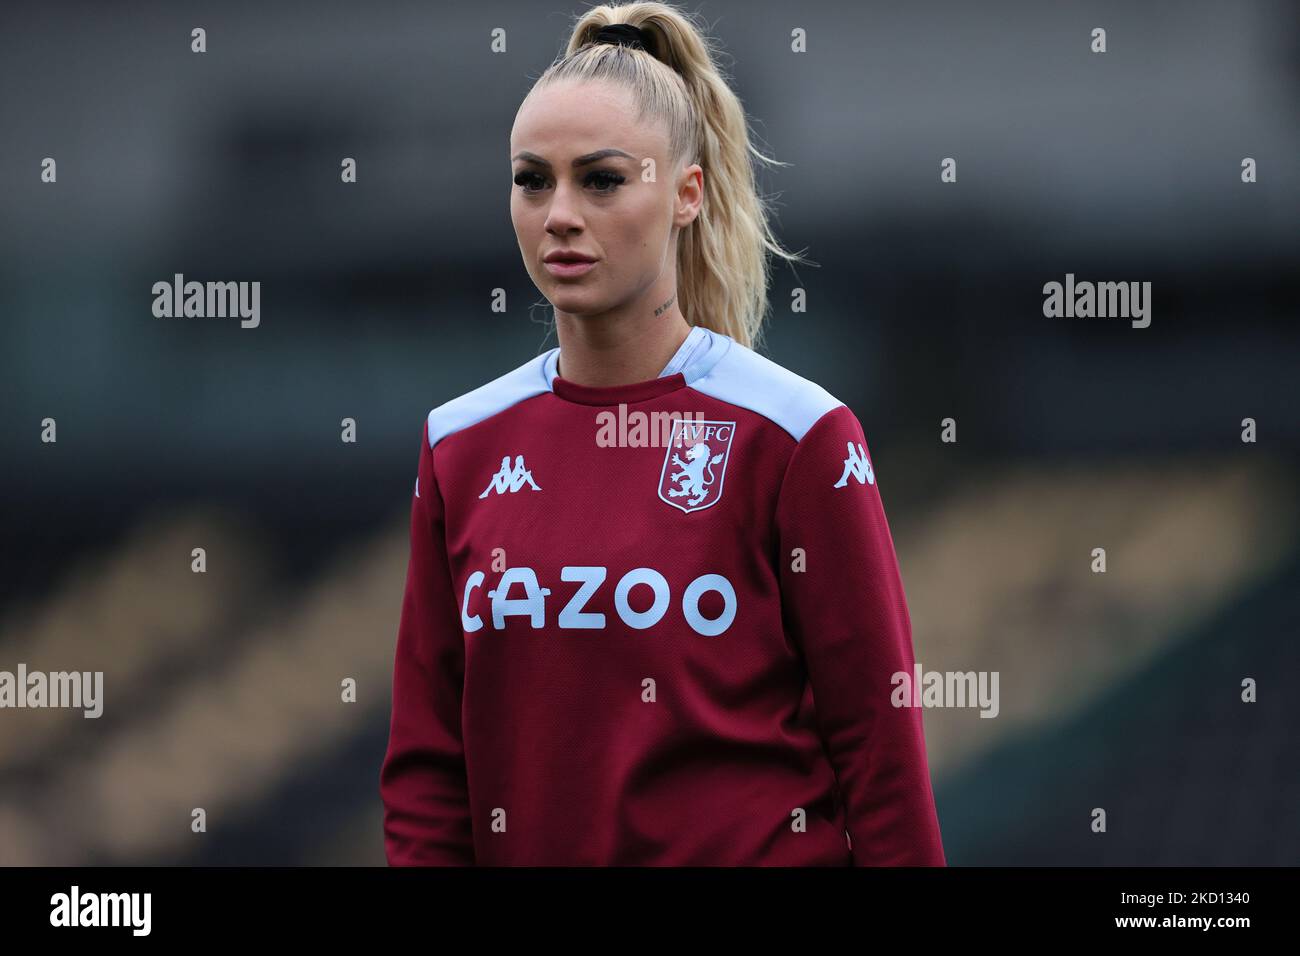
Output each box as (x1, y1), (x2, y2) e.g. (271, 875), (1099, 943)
(514, 170), (546, 193)
(584, 169), (626, 192)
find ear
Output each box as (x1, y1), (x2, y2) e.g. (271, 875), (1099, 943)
(675, 163), (704, 228)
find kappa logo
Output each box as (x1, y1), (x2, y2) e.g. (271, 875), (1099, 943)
(479, 454), (542, 498)
(658, 420), (735, 513)
(833, 441), (874, 487)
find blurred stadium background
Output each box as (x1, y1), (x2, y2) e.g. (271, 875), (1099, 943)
(1, 0), (1297, 865)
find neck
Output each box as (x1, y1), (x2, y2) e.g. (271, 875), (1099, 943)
(554, 292), (691, 387)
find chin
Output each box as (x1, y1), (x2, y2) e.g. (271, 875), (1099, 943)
(547, 289), (606, 315)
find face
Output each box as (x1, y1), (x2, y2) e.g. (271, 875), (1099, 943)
(510, 79), (702, 317)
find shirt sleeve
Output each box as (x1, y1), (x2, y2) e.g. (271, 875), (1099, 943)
(379, 417), (476, 865)
(774, 403), (946, 866)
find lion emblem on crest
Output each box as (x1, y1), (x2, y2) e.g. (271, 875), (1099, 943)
(667, 442), (724, 507)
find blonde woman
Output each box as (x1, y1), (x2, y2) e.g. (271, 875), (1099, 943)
(381, 2), (945, 866)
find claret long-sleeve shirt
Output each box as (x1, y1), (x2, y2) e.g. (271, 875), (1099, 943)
(380, 325), (946, 866)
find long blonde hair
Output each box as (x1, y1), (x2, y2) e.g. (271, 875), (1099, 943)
(527, 1), (812, 352)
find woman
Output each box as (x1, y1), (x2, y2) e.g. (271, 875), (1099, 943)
(380, 1), (945, 866)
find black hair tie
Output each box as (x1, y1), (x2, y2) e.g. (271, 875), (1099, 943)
(593, 23), (656, 57)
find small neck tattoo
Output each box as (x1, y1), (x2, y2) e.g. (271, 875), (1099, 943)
(653, 294), (676, 317)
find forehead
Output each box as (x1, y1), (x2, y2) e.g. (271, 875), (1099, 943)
(511, 80), (665, 158)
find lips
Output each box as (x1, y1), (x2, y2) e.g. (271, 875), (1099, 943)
(543, 251), (597, 264)
(544, 258), (597, 278)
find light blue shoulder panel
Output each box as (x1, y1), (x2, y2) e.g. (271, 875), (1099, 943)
(684, 332), (844, 442)
(427, 348), (558, 449)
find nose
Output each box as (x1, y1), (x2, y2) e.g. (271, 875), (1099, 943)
(543, 179), (584, 237)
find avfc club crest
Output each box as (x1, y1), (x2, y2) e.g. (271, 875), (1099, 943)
(657, 419), (736, 514)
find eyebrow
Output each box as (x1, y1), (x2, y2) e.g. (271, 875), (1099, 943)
(512, 148), (637, 169)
